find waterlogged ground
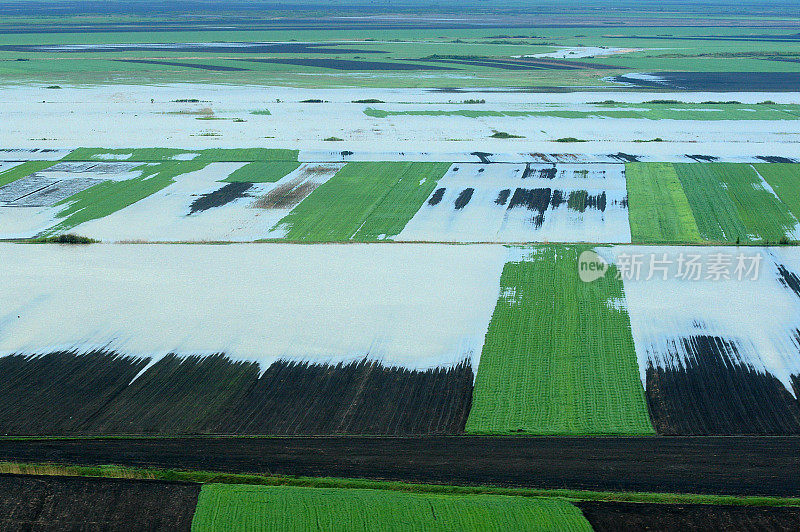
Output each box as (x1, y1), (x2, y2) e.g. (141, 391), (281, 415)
(2, 243), (800, 436)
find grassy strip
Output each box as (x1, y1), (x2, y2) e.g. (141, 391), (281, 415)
(61, 148), (299, 163)
(44, 160), (209, 235)
(275, 162), (449, 241)
(0, 160), (57, 187)
(1, 462), (799, 508)
(192, 484), (592, 531)
(222, 161), (301, 183)
(467, 246), (654, 435)
(625, 162), (702, 244)
(675, 163), (797, 243)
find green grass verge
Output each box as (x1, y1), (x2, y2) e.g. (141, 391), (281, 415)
(44, 160), (209, 235)
(61, 148), (299, 163)
(0, 160), (57, 187)
(191, 484), (591, 531)
(674, 163), (797, 243)
(2, 461), (800, 508)
(467, 246), (654, 435)
(222, 161), (301, 183)
(752, 163), (800, 223)
(625, 162), (702, 244)
(274, 162), (450, 241)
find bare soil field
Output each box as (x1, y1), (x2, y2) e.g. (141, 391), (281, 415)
(1, 436), (798, 497)
(0, 473), (199, 531)
(577, 501), (800, 531)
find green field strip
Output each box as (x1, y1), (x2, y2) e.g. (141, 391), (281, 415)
(752, 164), (800, 223)
(625, 162), (702, 243)
(191, 484), (592, 532)
(222, 161), (301, 183)
(364, 103), (800, 120)
(274, 162), (449, 241)
(352, 162), (451, 240)
(61, 148), (299, 163)
(0, 160), (57, 187)
(674, 163), (797, 243)
(44, 160), (210, 235)
(466, 246), (654, 435)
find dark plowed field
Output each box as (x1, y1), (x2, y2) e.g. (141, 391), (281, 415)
(645, 336), (800, 435)
(577, 501), (800, 531)
(0, 351), (473, 436)
(612, 72), (800, 91)
(0, 473), (199, 531)
(1, 436), (798, 497)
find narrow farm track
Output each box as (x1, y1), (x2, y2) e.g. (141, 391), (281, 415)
(0, 436), (798, 497)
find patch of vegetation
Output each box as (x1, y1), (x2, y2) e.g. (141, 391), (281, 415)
(490, 131), (524, 139)
(29, 234), (98, 244)
(461, 99), (486, 104)
(250, 109), (271, 115)
(554, 137), (586, 142)
(323, 136), (344, 141)
(45, 85), (61, 89)
(223, 161), (301, 183)
(632, 138), (663, 142)
(351, 99), (384, 104)
(300, 99), (326, 103)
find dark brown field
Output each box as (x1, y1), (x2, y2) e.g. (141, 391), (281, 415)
(577, 501), (800, 531)
(0, 473), (199, 531)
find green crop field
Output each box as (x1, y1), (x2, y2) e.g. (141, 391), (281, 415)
(625, 162), (702, 243)
(45, 160), (210, 234)
(752, 164), (800, 223)
(191, 484), (592, 531)
(222, 161), (301, 183)
(674, 163), (798, 243)
(364, 103), (800, 121)
(0, 161), (57, 187)
(273, 162), (450, 241)
(466, 246), (654, 435)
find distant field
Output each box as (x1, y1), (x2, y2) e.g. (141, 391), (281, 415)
(191, 484), (592, 531)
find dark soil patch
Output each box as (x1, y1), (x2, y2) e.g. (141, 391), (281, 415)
(778, 265), (800, 298)
(470, 152), (492, 164)
(646, 335), (800, 435)
(0, 351), (473, 436)
(612, 72), (800, 92)
(495, 189), (511, 205)
(2, 436), (800, 497)
(0, 351), (149, 435)
(114, 59), (250, 71)
(454, 188), (474, 209)
(245, 58), (456, 71)
(0, 473), (199, 531)
(521, 163), (534, 179)
(537, 167), (557, 179)
(585, 192), (607, 212)
(189, 181), (253, 214)
(550, 189), (565, 208)
(686, 154), (719, 162)
(428, 187), (446, 206)
(610, 152), (640, 162)
(254, 177), (319, 209)
(758, 156), (798, 163)
(417, 57), (613, 71)
(213, 358), (474, 435)
(577, 501), (800, 531)
(508, 187), (551, 227)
